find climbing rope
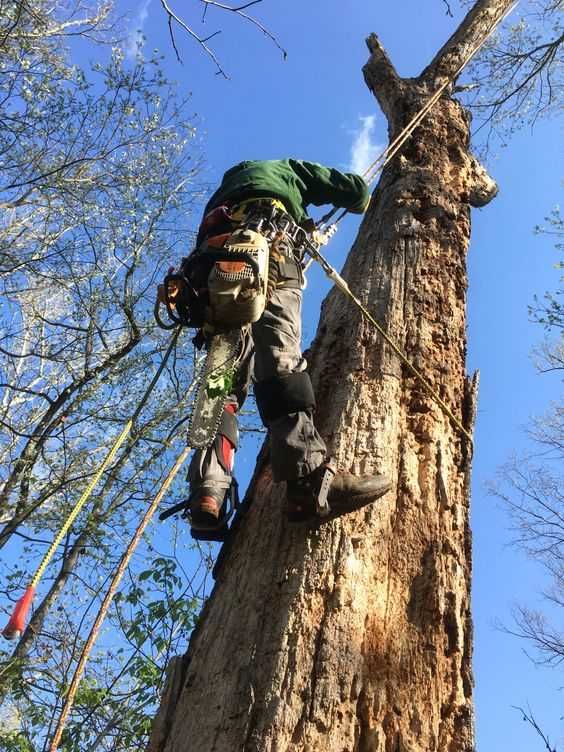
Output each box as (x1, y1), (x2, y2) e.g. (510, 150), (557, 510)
(306, 243), (474, 446)
(305, 3), (519, 446)
(2, 327), (183, 641)
(1, 0), (518, 709)
(48, 444), (191, 752)
(317, 0), (519, 229)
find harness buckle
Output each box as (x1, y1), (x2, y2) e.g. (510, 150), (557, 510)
(315, 464), (336, 517)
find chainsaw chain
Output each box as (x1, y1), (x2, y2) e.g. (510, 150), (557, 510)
(187, 329), (242, 448)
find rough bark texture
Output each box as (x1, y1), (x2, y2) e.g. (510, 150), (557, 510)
(149, 2), (510, 750)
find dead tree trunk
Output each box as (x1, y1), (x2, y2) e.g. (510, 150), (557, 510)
(149, 2), (507, 750)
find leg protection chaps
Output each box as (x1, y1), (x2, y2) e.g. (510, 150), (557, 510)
(254, 371), (316, 425)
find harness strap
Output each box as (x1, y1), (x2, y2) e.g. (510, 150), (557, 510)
(230, 197), (288, 221)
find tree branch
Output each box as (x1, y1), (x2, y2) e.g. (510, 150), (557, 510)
(0, 329), (141, 517)
(471, 32), (564, 110)
(201, 0), (287, 60)
(159, 0), (286, 75)
(159, 0), (229, 77)
(362, 33), (403, 122)
(441, 0), (454, 18)
(513, 706), (558, 752)
(421, 0), (516, 85)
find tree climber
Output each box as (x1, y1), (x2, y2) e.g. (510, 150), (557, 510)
(160, 159), (391, 539)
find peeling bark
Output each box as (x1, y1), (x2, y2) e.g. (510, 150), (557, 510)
(149, 2), (512, 750)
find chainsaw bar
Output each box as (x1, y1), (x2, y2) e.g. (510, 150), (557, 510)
(188, 329), (242, 448)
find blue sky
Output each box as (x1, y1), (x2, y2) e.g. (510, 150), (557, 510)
(119, 1), (562, 748)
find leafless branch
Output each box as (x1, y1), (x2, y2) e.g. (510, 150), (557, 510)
(159, 0), (286, 76)
(202, 0), (287, 59)
(159, 0), (229, 77)
(513, 705), (558, 752)
(441, 0), (454, 18)
(473, 33), (563, 110)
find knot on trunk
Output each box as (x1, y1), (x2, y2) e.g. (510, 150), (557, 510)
(466, 155), (498, 208)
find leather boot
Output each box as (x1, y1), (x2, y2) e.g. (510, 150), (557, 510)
(286, 461), (391, 522)
(190, 493), (221, 527)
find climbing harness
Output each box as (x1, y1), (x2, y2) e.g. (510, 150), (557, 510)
(156, 199), (307, 331)
(155, 199), (309, 431)
(2, 327), (183, 641)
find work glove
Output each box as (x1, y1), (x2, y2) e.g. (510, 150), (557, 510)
(312, 224), (338, 246)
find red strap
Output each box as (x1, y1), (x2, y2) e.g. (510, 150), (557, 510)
(221, 404), (237, 470)
(3, 586), (35, 641)
(200, 205), (232, 239)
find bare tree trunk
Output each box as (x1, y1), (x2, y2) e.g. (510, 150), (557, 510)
(149, 2), (507, 750)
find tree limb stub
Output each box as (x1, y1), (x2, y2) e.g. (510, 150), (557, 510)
(363, 3), (501, 210)
(362, 33), (402, 123)
(467, 155), (498, 207)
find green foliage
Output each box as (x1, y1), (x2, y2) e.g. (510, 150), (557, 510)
(0, 730), (35, 752)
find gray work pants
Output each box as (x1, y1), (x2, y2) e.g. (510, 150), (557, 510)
(188, 285), (327, 503)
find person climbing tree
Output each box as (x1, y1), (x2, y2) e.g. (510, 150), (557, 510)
(161, 159), (391, 539)
(148, 3), (512, 750)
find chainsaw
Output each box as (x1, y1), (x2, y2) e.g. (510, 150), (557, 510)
(155, 225), (271, 450)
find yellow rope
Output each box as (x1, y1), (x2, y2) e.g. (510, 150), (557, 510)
(31, 421), (133, 588)
(28, 327), (182, 591)
(48, 445), (192, 752)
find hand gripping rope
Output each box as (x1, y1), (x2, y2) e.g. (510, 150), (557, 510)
(2, 327), (183, 641)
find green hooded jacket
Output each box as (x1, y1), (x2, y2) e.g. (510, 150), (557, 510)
(203, 159), (369, 225)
